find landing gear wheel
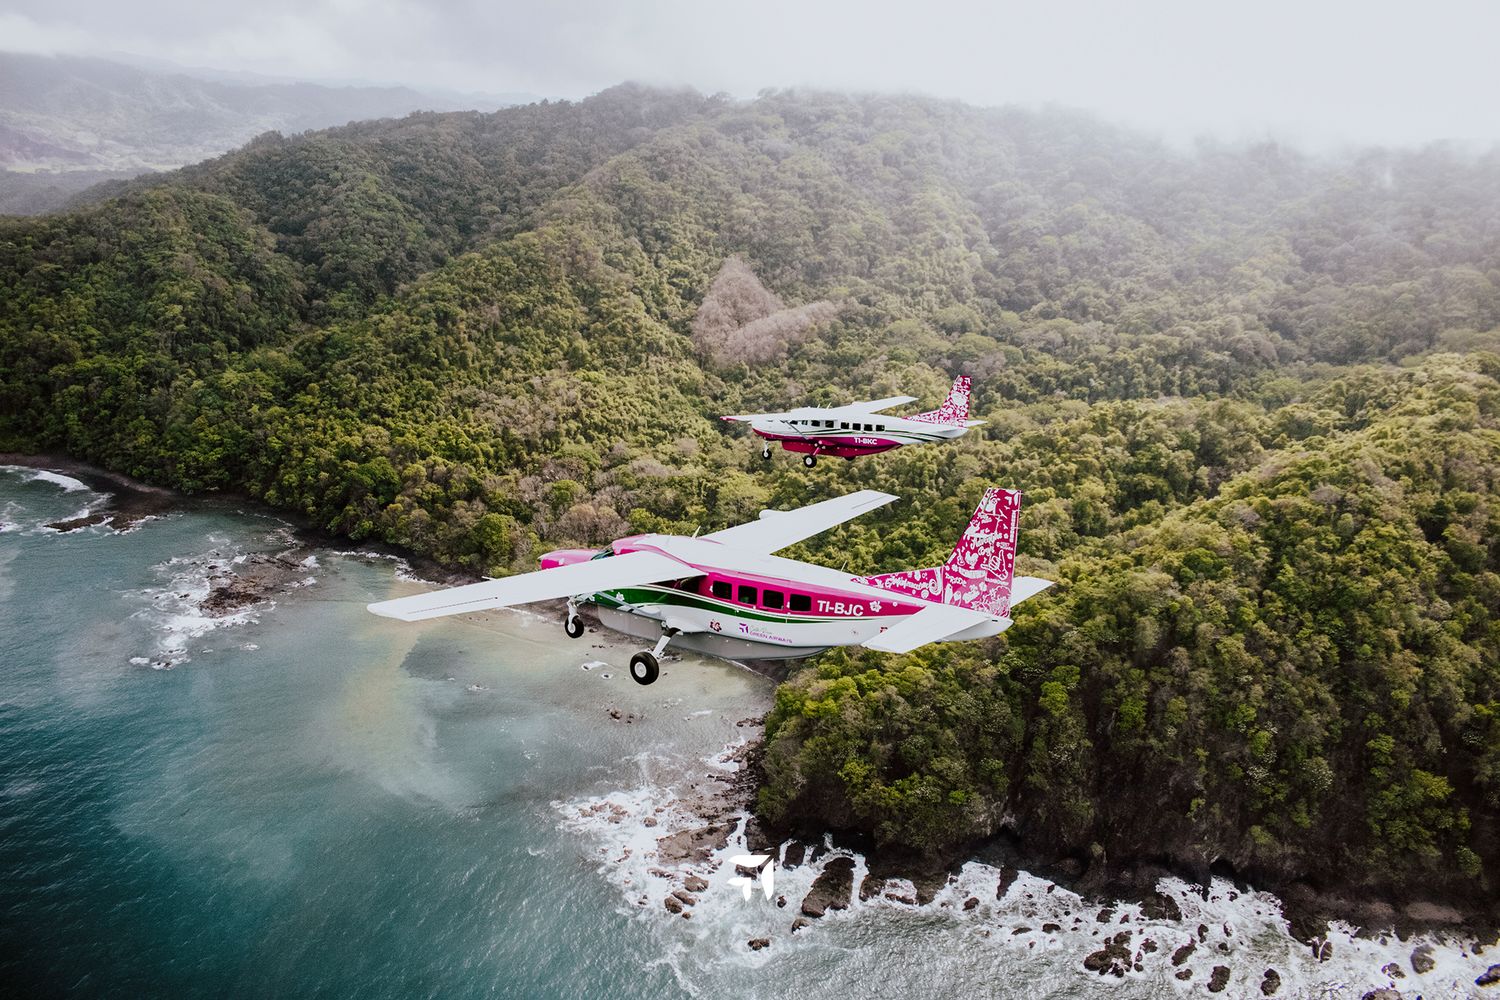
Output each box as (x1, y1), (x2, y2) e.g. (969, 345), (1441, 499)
(761, 446), (772, 460)
(564, 614), (585, 639)
(803, 454), (817, 468)
(629, 651), (660, 685)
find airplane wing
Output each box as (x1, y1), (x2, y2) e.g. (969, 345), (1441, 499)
(862, 603), (993, 654)
(367, 551), (688, 622)
(704, 489), (897, 553)
(847, 395), (917, 414)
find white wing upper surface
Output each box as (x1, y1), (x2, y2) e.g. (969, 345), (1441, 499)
(842, 395), (917, 414)
(703, 489), (897, 554)
(366, 551), (688, 622)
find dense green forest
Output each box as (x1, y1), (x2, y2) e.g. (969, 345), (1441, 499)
(3, 84), (1498, 906)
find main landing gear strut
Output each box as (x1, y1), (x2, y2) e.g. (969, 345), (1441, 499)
(564, 600), (586, 639)
(629, 627), (678, 686)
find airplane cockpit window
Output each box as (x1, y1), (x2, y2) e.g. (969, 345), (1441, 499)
(590, 548), (614, 560)
(711, 580), (731, 599)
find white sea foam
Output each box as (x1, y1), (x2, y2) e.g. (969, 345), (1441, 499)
(330, 549), (431, 584)
(556, 738), (1498, 998)
(130, 537), (267, 668)
(27, 470), (89, 492)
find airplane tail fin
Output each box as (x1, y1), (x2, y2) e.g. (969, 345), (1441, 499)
(855, 488), (1021, 615)
(911, 375), (973, 425)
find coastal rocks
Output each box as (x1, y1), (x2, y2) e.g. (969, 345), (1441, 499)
(995, 865), (1019, 900)
(683, 875), (707, 893)
(782, 842), (806, 869)
(1083, 931), (1132, 977)
(656, 822), (734, 866)
(1140, 890), (1183, 922)
(1207, 965), (1231, 993)
(1410, 943), (1436, 973)
(1380, 962), (1404, 979)
(1361, 990), (1402, 1000)
(1172, 939), (1196, 965)
(200, 550), (315, 616)
(800, 856), (855, 918)
(1260, 968), (1281, 995)
(748, 937), (770, 951)
(1478, 964), (1500, 987)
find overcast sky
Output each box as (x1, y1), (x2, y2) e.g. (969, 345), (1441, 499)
(4, 0), (1499, 148)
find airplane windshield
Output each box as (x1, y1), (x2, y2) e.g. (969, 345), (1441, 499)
(590, 548), (614, 560)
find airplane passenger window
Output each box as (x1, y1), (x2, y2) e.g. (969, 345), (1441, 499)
(876, 424), (885, 431)
(737, 585), (757, 604)
(840, 422), (849, 429)
(763, 590), (784, 609)
(789, 594), (812, 612)
(712, 581), (731, 599)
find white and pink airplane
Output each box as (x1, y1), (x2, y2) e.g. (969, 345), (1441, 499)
(367, 487), (1052, 685)
(723, 376), (983, 466)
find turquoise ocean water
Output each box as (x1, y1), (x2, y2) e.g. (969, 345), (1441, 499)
(2, 467), (1488, 999)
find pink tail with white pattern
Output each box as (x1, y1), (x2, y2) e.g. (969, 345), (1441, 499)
(855, 488), (1020, 616)
(910, 375), (973, 425)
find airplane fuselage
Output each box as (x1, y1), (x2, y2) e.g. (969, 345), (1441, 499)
(540, 535), (1008, 660)
(745, 411), (969, 459)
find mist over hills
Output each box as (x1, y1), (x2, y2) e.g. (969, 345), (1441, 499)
(2, 83), (1499, 920)
(0, 51), (535, 214)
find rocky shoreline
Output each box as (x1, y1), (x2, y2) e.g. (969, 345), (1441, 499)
(560, 720), (1500, 995)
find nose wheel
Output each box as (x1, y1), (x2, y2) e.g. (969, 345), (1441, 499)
(803, 453), (817, 468)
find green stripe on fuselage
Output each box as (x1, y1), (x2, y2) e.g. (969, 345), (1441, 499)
(586, 585), (846, 624)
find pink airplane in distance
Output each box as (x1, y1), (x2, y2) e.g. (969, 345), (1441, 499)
(368, 487), (1052, 685)
(722, 375), (983, 466)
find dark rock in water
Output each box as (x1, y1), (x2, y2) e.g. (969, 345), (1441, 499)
(1012, 926), (1031, 935)
(858, 875), (887, 902)
(1312, 938), (1334, 962)
(1381, 962), (1404, 979)
(663, 895), (683, 914)
(1141, 891), (1183, 922)
(962, 896), (979, 911)
(683, 875), (707, 893)
(742, 816), (774, 853)
(1261, 968), (1281, 995)
(995, 865), (1019, 900)
(656, 822), (734, 866)
(1172, 939), (1197, 965)
(782, 842), (806, 869)
(1198, 923), (1209, 941)
(1083, 931), (1133, 977)
(791, 917), (810, 933)
(1361, 989), (1402, 1000)
(671, 889), (698, 907)
(776, 895), (786, 908)
(1175, 968), (1192, 981)
(45, 512), (110, 532)
(1207, 965), (1230, 993)
(1477, 964), (1500, 987)
(800, 856), (855, 918)
(1410, 943), (1436, 974)
(1097, 906), (1116, 923)
(748, 937), (770, 951)
(1043, 923), (1062, 934)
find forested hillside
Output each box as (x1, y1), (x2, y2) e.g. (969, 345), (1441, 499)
(3, 84), (1498, 909)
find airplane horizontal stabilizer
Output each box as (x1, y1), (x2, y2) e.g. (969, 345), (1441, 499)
(366, 550), (687, 622)
(862, 602), (991, 654)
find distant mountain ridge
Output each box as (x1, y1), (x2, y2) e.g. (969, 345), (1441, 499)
(0, 51), (538, 213)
